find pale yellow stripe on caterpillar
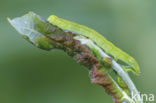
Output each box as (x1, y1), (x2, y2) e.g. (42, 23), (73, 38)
(48, 15), (140, 75)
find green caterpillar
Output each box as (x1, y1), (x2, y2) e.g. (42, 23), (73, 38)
(48, 15), (140, 75)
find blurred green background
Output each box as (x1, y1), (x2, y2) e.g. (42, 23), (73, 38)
(0, 0), (156, 103)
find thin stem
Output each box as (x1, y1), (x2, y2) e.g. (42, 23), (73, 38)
(112, 61), (142, 103)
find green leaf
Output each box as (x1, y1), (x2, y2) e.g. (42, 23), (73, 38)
(8, 12), (53, 50)
(8, 12), (42, 42)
